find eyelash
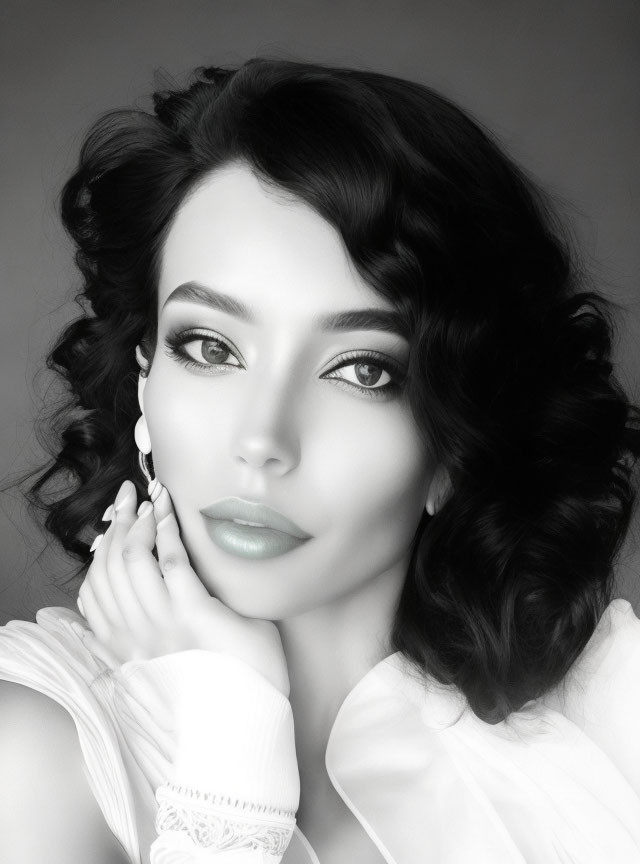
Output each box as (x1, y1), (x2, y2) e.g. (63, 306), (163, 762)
(163, 328), (406, 400)
(164, 328), (244, 374)
(322, 349), (405, 399)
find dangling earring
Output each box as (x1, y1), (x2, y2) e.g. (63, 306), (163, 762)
(134, 414), (163, 503)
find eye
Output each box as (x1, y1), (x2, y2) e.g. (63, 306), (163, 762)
(328, 361), (392, 389)
(164, 329), (244, 372)
(321, 351), (405, 399)
(182, 337), (241, 367)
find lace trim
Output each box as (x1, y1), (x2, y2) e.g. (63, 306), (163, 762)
(156, 783), (296, 855)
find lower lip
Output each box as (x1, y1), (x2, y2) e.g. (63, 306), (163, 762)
(203, 519), (310, 559)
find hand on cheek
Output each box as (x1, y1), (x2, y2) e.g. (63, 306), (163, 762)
(78, 479), (172, 667)
(77, 479), (291, 696)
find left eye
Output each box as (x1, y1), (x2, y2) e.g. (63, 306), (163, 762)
(326, 361), (392, 389)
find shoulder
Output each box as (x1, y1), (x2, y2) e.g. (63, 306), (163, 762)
(538, 598), (640, 792)
(0, 678), (89, 761)
(547, 598), (640, 704)
(0, 681), (129, 863)
(0, 676), (72, 720)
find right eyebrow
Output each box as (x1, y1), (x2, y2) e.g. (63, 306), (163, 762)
(162, 282), (253, 321)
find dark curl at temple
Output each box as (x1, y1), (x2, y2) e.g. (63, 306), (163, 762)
(27, 59), (640, 723)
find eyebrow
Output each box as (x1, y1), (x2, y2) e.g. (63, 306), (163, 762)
(162, 281), (409, 338)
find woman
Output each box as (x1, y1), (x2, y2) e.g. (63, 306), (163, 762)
(1, 58), (639, 863)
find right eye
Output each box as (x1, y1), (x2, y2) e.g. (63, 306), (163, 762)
(165, 329), (244, 372)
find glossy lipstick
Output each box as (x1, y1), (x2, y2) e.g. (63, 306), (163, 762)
(200, 498), (312, 559)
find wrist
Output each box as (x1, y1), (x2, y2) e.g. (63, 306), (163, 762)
(119, 649), (300, 814)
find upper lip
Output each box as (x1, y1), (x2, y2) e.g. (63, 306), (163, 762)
(200, 498), (312, 540)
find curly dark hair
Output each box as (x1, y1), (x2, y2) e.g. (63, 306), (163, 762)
(26, 58), (640, 723)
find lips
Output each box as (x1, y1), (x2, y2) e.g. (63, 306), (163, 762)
(200, 498), (312, 540)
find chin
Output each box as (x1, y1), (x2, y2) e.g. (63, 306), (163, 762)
(201, 576), (311, 621)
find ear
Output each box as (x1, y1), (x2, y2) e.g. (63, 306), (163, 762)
(425, 463), (452, 516)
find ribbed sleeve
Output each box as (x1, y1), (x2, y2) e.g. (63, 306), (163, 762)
(115, 650), (300, 863)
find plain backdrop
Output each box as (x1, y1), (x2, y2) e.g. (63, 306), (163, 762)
(1, 0), (639, 623)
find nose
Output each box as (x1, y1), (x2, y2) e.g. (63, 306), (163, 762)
(231, 377), (301, 476)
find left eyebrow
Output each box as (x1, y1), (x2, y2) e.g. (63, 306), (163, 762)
(316, 308), (409, 339)
(163, 281), (409, 339)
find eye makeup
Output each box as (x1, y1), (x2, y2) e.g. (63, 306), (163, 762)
(163, 325), (407, 400)
(320, 349), (406, 400)
(164, 327), (245, 373)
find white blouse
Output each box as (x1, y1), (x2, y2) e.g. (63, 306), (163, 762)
(0, 598), (639, 862)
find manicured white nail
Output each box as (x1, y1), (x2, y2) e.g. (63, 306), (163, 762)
(137, 501), (153, 518)
(148, 478), (163, 503)
(152, 486), (172, 521)
(77, 597), (86, 616)
(90, 533), (104, 553)
(114, 481), (135, 511)
(102, 504), (115, 521)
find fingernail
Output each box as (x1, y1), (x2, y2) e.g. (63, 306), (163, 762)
(102, 504), (115, 521)
(115, 480), (135, 511)
(153, 486), (172, 521)
(90, 533), (104, 553)
(77, 597), (86, 616)
(148, 478), (164, 503)
(137, 501), (153, 518)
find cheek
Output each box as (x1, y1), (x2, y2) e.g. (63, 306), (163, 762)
(309, 398), (433, 536)
(142, 367), (227, 486)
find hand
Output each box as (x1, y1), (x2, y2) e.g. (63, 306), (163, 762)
(77, 479), (290, 697)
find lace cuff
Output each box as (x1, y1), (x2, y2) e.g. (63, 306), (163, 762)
(150, 782), (295, 863)
(117, 651), (300, 861)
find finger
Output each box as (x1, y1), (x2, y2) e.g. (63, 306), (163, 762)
(121, 502), (172, 627)
(89, 505), (117, 569)
(153, 486), (209, 604)
(82, 517), (123, 629)
(85, 483), (135, 630)
(111, 502), (161, 631)
(104, 480), (140, 626)
(155, 510), (210, 607)
(152, 485), (210, 606)
(77, 580), (114, 647)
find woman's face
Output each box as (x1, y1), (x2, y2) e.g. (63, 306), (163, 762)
(139, 163), (439, 619)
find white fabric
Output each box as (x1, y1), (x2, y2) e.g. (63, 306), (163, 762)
(153, 782), (294, 861)
(114, 649), (299, 862)
(0, 598), (639, 862)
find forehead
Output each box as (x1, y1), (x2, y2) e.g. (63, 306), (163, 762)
(157, 163), (391, 316)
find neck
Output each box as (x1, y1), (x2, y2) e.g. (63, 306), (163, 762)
(275, 560), (406, 773)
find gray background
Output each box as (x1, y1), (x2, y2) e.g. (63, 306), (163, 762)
(1, 0), (639, 624)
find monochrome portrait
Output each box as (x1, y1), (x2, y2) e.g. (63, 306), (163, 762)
(1, 3), (639, 861)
